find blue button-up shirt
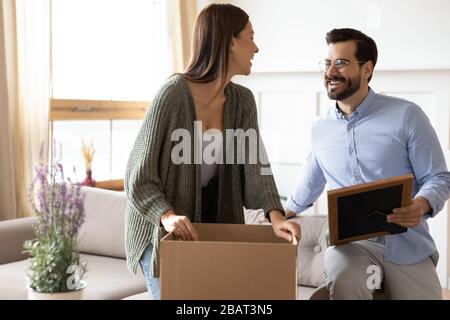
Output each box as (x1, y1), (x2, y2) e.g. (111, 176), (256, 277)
(287, 88), (450, 265)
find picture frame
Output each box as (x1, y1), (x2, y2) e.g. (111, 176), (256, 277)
(327, 174), (414, 246)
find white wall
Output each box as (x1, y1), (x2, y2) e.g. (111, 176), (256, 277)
(198, 0), (450, 71)
(196, 0), (450, 289)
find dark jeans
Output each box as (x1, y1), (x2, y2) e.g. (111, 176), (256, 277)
(201, 175), (218, 223)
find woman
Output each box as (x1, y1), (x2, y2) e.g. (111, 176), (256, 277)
(124, 3), (300, 299)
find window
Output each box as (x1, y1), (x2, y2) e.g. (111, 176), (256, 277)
(50, 0), (172, 182)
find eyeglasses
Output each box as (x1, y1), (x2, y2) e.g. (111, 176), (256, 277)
(319, 58), (366, 73)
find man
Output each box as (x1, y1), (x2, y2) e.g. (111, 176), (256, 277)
(286, 28), (450, 299)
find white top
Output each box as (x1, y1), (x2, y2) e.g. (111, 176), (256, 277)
(201, 129), (223, 187)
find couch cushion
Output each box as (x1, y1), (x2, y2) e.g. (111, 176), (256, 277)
(77, 187), (127, 259)
(292, 215), (328, 287)
(0, 217), (36, 264)
(79, 254), (146, 300)
(123, 292), (149, 300)
(244, 209), (328, 288)
(0, 254), (146, 300)
(0, 259), (29, 299)
(298, 286), (318, 300)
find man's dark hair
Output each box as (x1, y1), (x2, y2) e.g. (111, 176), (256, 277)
(326, 28), (378, 82)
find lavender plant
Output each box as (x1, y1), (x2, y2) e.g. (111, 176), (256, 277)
(23, 148), (86, 293)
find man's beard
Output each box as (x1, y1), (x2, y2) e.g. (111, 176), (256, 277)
(325, 75), (361, 101)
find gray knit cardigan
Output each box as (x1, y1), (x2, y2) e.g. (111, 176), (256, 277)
(124, 74), (283, 277)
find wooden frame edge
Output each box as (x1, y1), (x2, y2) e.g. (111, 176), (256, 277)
(327, 174), (414, 246)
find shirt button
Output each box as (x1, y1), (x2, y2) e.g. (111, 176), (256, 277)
(314, 245), (322, 253)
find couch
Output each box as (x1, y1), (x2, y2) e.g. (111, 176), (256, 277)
(0, 187), (329, 300)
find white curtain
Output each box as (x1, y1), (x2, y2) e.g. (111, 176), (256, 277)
(167, 0), (197, 73)
(0, 0), (50, 220)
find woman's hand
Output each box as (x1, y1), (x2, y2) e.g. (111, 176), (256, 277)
(160, 210), (199, 241)
(269, 210), (301, 243)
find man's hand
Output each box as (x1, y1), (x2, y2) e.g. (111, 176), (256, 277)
(160, 210), (199, 241)
(387, 197), (431, 228)
(269, 210), (301, 243)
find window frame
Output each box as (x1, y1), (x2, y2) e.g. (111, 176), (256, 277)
(49, 99), (148, 189)
(50, 99), (149, 120)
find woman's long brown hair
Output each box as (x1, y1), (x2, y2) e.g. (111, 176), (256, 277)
(183, 4), (249, 87)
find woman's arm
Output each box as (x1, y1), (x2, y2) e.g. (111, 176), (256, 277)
(124, 84), (175, 227)
(125, 81), (199, 240)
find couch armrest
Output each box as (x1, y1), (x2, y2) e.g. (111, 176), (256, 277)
(0, 217), (37, 264)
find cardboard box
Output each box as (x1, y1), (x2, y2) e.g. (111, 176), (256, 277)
(160, 223), (297, 300)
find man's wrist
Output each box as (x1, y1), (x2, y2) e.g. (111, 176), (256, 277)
(416, 196), (431, 216)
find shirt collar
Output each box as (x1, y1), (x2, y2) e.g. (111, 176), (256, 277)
(334, 87), (376, 120)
